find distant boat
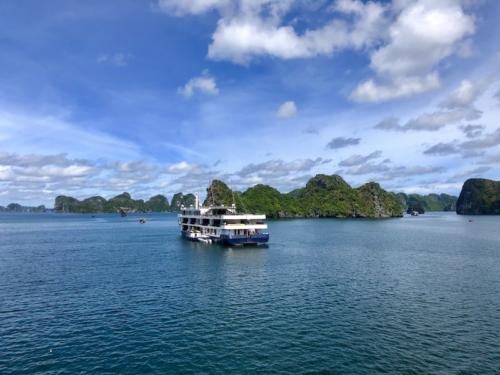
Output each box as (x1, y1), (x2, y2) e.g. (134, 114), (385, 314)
(178, 195), (269, 246)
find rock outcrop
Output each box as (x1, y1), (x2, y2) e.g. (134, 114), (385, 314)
(456, 178), (500, 215)
(205, 175), (404, 218)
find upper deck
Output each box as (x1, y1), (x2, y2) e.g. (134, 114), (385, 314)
(178, 204), (267, 230)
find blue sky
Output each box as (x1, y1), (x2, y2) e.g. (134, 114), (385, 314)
(1, 0), (499, 206)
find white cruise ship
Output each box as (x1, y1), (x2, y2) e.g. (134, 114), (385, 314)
(178, 196), (269, 246)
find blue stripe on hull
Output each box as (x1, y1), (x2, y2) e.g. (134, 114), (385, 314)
(220, 234), (269, 246)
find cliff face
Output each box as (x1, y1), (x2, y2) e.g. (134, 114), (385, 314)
(170, 193), (196, 211)
(204, 180), (234, 207)
(145, 195), (170, 212)
(356, 182), (403, 218)
(205, 175), (404, 219)
(456, 178), (500, 215)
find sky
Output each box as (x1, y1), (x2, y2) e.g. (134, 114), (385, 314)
(0, 0), (499, 206)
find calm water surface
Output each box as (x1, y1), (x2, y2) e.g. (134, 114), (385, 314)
(1, 212), (500, 374)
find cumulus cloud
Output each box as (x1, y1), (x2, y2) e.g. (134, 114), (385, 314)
(326, 137), (361, 149)
(351, 0), (475, 102)
(178, 71), (219, 97)
(440, 80), (484, 110)
(165, 161), (202, 174)
(0, 152), (100, 202)
(159, 0), (477, 102)
(375, 77), (485, 132)
(351, 73), (440, 102)
(276, 101), (297, 119)
(206, 0), (387, 64)
(338, 150), (382, 167)
(159, 0), (387, 64)
(0, 151), (213, 205)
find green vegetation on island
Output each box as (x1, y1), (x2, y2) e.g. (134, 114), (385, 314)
(205, 175), (404, 218)
(53, 192), (193, 213)
(54, 193), (170, 213)
(456, 178), (500, 215)
(397, 193), (457, 214)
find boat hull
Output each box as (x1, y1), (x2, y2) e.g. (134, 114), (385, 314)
(220, 233), (269, 246)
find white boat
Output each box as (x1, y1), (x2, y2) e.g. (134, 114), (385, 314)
(178, 195), (269, 246)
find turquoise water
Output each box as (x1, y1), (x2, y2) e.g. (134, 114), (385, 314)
(1, 212), (500, 374)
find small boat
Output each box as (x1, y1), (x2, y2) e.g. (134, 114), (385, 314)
(139, 218), (146, 224)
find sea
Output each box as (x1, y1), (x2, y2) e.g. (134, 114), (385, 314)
(1, 212), (500, 374)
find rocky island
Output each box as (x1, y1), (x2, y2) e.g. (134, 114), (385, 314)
(397, 193), (457, 214)
(456, 178), (500, 215)
(205, 175), (404, 218)
(53, 192), (196, 213)
(0, 204), (46, 212)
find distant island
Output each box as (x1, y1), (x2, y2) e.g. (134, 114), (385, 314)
(1, 174), (463, 217)
(456, 178), (500, 215)
(397, 193), (457, 214)
(0, 203), (46, 213)
(53, 192), (195, 214)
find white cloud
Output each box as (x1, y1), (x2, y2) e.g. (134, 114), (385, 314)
(338, 150), (382, 167)
(97, 53), (132, 67)
(404, 107), (481, 131)
(178, 72), (219, 97)
(276, 101), (297, 119)
(158, 0), (228, 15)
(237, 158), (324, 177)
(207, 1), (386, 64)
(351, 0), (475, 102)
(159, 0), (476, 102)
(351, 73), (440, 102)
(440, 80), (484, 109)
(166, 161), (201, 174)
(159, 0), (388, 64)
(375, 77), (485, 132)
